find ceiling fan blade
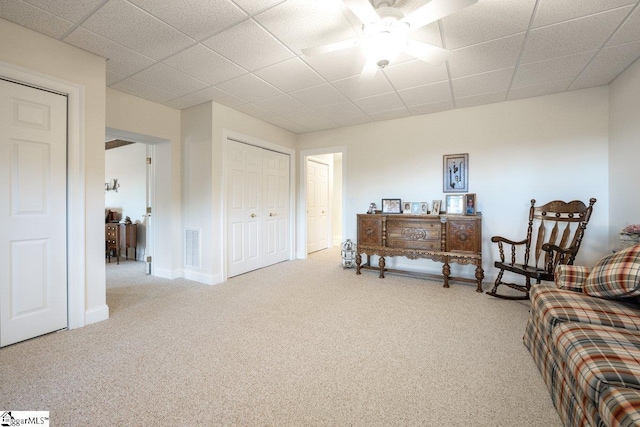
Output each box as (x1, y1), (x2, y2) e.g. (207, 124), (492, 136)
(302, 37), (362, 57)
(401, 0), (478, 31)
(404, 40), (451, 65)
(358, 59), (379, 83)
(343, 0), (381, 24)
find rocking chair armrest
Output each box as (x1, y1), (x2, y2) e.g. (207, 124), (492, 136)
(541, 243), (579, 257)
(490, 236), (527, 246)
(554, 264), (592, 293)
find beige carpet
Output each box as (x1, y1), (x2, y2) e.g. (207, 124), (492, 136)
(0, 249), (561, 426)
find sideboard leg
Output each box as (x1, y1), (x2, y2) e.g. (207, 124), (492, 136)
(355, 253), (362, 275)
(378, 256), (386, 278)
(442, 261), (450, 288)
(475, 264), (485, 293)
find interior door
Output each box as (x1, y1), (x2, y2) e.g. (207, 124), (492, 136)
(307, 160), (329, 254)
(262, 149), (290, 266)
(227, 141), (263, 277)
(0, 78), (68, 347)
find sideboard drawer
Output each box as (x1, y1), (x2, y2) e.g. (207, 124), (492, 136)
(386, 217), (441, 250)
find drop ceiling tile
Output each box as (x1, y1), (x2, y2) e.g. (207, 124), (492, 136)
(302, 47), (367, 82)
(164, 86), (247, 110)
(263, 115), (310, 133)
(448, 33), (525, 78)
(111, 78), (176, 104)
(233, 103), (278, 121)
(580, 40), (640, 82)
(408, 100), (455, 116)
(534, 0), (635, 28)
(569, 72), (616, 91)
(332, 114), (372, 127)
(316, 102), (366, 122)
(406, 23), (445, 49)
(383, 60), (449, 91)
(215, 74), (282, 102)
(64, 27), (156, 76)
(106, 70), (126, 86)
(23, 0), (106, 22)
(368, 107), (411, 122)
(0, 0), (73, 39)
(331, 73), (395, 100)
(507, 79), (573, 101)
(513, 51), (595, 88)
(455, 90), (507, 109)
(442, 0), (536, 49)
(253, 94), (309, 115)
(289, 84), (348, 109)
(522, 7), (632, 64)
(608, 7), (640, 46)
(398, 81), (452, 107)
(452, 67), (514, 98)
(353, 92), (405, 115)
(254, 58), (325, 93)
(129, 0), (247, 41)
(202, 19), (293, 71)
(163, 44), (246, 85)
(284, 110), (338, 132)
(233, 0), (286, 15)
(81, 0), (195, 60)
(131, 63), (208, 96)
(254, 0), (358, 55)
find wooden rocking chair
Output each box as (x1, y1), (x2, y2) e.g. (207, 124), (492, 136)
(487, 198), (596, 300)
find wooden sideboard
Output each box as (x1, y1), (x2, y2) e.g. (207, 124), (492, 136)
(105, 223), (137, 264)
(356, 214), (484, 292)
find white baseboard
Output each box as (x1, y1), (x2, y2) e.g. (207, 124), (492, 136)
(154, 268), (182, 279)
(183, 270), (223, 285)
(85, 304), (109, 325)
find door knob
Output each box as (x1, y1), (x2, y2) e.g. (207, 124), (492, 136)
(322, 210), (326, 214)
(270, 212), (277, 217)
(250, 213), (257, 218)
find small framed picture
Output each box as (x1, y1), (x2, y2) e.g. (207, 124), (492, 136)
(430, 200), (442, 215)
(465, 193), (476, 216)
(420, 202), (428, 215)
(445, 195), (464, 215)
(411, 202), (421, 215)
(382, 198), (402, 214)
(402, 201), (412, 214)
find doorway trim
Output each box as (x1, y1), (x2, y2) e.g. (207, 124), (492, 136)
(0, 60), (86, 329)
(220, 129), (296, 282)
(298, 146), (348, 260)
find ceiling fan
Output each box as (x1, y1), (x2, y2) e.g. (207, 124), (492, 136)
(302, 0), (478, 80)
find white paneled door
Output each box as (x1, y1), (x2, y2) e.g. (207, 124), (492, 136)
(227, 140), (290, 277)
(307, 160), (329, 254)
(0, 79), (68, 347)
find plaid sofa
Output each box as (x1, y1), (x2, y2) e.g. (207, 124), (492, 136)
(524, 244), (640, 427)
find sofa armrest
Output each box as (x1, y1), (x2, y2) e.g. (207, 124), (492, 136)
(599, 386), (640, 427)
(555, 265), (592, 292)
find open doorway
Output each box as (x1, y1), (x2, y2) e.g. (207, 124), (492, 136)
(299, 147), (347, 258)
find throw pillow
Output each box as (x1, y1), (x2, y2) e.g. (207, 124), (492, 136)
(584, 244), (640, 299)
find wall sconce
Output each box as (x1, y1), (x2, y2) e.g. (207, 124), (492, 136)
(105, 178), (120, 192)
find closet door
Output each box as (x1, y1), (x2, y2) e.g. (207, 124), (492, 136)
(227, 140), (290, 277)
(306, 160), (329, 254)
(227, 141), (263, 277)
(262, 149), (290, 266)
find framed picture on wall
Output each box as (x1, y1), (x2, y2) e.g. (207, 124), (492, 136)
(382, 199), (402, 214)
(443, 153), (469, 193)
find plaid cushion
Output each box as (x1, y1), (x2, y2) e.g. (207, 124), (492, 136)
(556, 265), (592, 293)
(584, 244), (640, 299)
(552, 322), (640, 403)
(530, 286), (640, 337)
(599, 386), (640, 427)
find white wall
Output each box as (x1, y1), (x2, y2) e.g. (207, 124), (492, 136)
(609, 57), (640, 249)
(0, 18), (107, 325)
(106, 88), (182, 279)
(105, 143), (148, 260)
(297, 87), (610, 280)
(182, 101), (297, 284)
